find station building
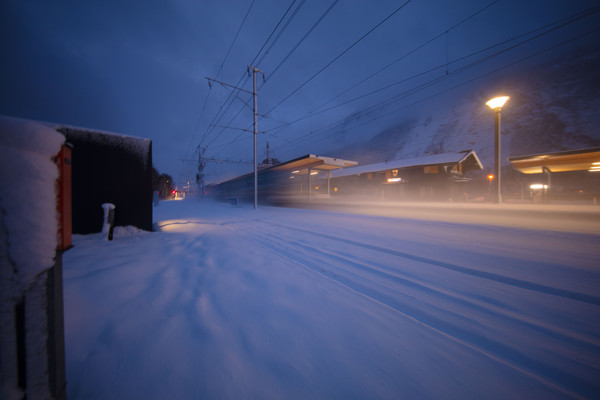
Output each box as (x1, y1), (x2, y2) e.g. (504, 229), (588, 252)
(328, 150), (483, 202)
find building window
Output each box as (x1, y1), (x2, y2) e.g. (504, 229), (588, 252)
(424, 165), (439, 174)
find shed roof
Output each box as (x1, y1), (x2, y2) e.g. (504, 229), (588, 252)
(508, 147), (600, 174)
(331, 150), (482, 178)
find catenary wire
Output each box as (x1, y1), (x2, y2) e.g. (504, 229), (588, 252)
(266, 5), (600, 150)
(262, 0), (414, 117)
(198, 0), (305, 154)
(269, 14), (599, 154)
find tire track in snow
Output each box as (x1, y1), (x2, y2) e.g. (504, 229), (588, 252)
(269, 222), (600, 306)
(230, 222), (600, 399)
(253, 225), (600, 351)
(243, 220), (600, 348)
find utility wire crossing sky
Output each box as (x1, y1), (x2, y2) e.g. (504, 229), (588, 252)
(1, 0), (599, 184)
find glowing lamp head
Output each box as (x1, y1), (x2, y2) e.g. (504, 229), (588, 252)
(530, 184), (548, 190)
(487, 174), (494, 181)
(486, 96), (510, 111)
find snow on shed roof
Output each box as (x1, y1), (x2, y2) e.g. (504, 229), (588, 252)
(0, 115), (65, 288)
(331, 150), (482, 178)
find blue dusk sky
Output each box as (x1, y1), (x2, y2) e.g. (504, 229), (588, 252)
(1, 0), (599, 184)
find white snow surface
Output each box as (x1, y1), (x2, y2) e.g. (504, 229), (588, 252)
(63, 200), (600, 399)
(0, 115), (64, 288)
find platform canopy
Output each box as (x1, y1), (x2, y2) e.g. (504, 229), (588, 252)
(508, 147), (600, 174)
(271, 154), (357, 175)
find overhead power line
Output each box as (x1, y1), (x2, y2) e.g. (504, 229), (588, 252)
(215, 0), (256, 79)
(267, 0), (340, 81)
(247, 0), (298, 67)
(206, 0), (340, 157)
(195, 0), (256, 153)
(267, 4), (600, 139)
(215, 0), (495, 160)
(255, 0), (307, 67)
(262, 0), (414, 117)
(197, 0), (302, 154)
(309, 0), (500, 114)
(270, 12), (600, 155)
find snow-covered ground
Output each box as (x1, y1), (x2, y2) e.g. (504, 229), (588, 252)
(63, 200), (600, 399)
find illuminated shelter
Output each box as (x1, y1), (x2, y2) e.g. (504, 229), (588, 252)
(272, 154), (358, 197)
(329, 150), (483, 201)
(508, 147), (600, 202)
(208, 154), (357, 203)
(508, 147), (600, 174)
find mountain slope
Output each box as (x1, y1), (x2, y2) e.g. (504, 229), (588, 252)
(330, 44), (600, 173)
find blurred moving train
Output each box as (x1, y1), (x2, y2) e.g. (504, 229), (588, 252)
(207, 151), (487, 205)
(206, 154), (357, 206)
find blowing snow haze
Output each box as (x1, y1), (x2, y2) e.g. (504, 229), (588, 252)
(1, 0), (599, 185)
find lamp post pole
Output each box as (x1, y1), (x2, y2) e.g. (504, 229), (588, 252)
(494, 108), (501, 203)
(486, 96), (510, 204)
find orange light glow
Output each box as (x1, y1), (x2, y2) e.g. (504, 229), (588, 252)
(487, 174), (494, 181)
(486, 96), (510, 110)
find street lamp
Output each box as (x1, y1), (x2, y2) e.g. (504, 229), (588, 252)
(487, 174), (494, 199)
(486, 95), (510, 203)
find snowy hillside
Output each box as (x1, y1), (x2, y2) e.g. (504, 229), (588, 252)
(330, 45), (600, 173)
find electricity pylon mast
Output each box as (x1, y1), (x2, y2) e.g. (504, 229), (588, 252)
(248, 66), (262, 209)
(204, 66), (264, 208)
(196, 147), (206, 197)
(193, 146), (253, 197)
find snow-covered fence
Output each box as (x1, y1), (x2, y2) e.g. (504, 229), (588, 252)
(0, 116), (67, 400)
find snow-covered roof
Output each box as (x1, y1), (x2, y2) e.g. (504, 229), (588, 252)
(57, 125), (151, 163)
(0, 115), (65, 288)
(331, 150), (482, 178)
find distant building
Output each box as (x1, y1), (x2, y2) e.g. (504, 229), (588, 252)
(329, 150), (483, 202)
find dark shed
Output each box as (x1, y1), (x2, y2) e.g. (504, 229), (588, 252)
(58, 127), (153, 234)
